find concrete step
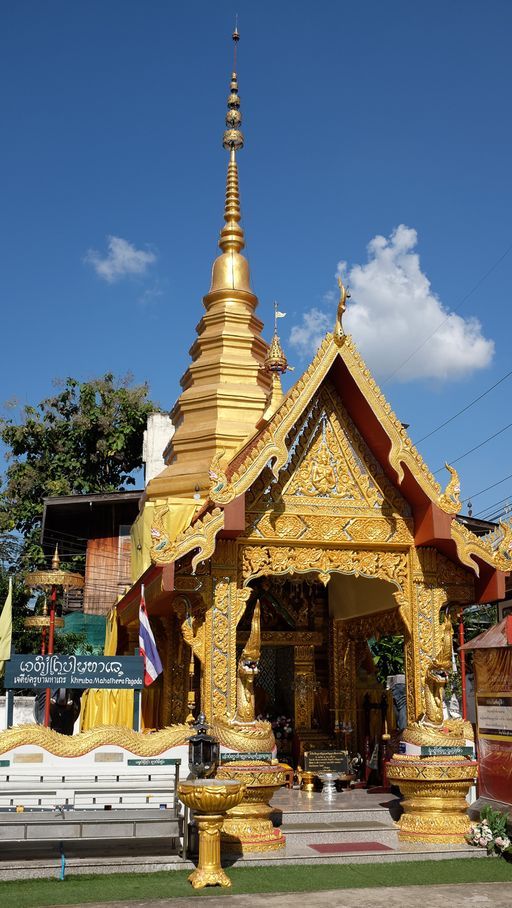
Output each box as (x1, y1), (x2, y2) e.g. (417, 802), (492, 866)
(229, 842), (486, 868)
(280, 819), (399, 849)
(273, 805), (397, 826)
(0, 842), (486, 880)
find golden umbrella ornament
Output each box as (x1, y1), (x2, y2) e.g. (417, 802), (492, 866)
(25, 546), (84, 727)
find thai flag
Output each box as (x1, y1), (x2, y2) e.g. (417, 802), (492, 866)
(139, 585), (163, 686)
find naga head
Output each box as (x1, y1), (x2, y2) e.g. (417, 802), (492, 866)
(240, 599), (261, 675)
(427, 660), (449, 686)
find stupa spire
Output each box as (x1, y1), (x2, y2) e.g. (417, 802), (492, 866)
(146, 27), (272, 500)
(219, 51), (244, 254)
(210, 32), (251, 293)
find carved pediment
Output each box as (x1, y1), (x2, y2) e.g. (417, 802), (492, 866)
(244, 384), (412, 545)
(249, 383), (410, 518)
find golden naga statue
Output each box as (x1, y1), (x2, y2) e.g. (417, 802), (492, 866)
(214, 601), (275, 752)
(423, 611), (453, 726)
(208, 449), (228, 499)
(403, 609), (474, 745)
(233, 600), (261, 724)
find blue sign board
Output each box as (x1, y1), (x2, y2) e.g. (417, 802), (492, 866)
(4, 654), (144, 690)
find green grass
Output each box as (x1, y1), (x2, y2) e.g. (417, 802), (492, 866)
(1, 858), (512, 908)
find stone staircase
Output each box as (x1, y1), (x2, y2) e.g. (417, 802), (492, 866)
(271, 788), (400, 852)
(221, 787), (482, 867)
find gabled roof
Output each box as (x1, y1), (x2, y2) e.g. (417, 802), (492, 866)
(149, 329), (511, 591)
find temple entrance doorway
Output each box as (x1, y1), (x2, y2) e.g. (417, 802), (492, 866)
(239, 571), (406, 774)
(238, 576), (331, 763)
(329, 573), (406, 783)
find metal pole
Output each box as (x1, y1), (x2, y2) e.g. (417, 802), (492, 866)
(133, 688), (141, 731)
(6, 689), (14, 728)
(459, 614), (467, 721)
(44, 584), (57, 727)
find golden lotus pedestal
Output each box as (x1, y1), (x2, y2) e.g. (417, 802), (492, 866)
(386, 755), (478, 844)
(178, 779), (245, 889)
(216, 761), (287, 853)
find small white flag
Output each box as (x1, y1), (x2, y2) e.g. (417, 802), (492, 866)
(275, 310), (286, 319)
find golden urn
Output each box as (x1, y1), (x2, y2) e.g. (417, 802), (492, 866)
(178, 779), (245, 889)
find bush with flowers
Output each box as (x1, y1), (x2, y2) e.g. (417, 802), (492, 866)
(466, 806), (512, 858)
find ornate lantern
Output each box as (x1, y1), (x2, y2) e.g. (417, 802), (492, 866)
(188, 713), (220, 779)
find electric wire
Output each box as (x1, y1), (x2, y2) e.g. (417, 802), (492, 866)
(415, 368), (512, 445)
(462, 471), (512, 503)
(475, 493), (512, 519)
(434, 420), (512, 474)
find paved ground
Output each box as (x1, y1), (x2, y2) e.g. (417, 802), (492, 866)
(66, 883), (512, 908)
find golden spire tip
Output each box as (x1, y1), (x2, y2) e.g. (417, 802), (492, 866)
(223, 25), (243, 151)
(52, 544), (60, 571)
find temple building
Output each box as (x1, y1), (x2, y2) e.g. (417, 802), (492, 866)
(99, 35), (510, 770)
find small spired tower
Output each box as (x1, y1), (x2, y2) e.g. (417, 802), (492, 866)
(147, 30), (272, 500)
(260, 302), (293, 422)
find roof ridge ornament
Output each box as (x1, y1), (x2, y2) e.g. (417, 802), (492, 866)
(334, 276), (350, 347)
(438, 463), (462, 514)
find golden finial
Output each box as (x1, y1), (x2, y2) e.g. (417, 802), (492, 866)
(334, 276), (350, 346)
(52, 544), (60, 571)
(217, 28), (245, 258)
(223, 26), (244, 153)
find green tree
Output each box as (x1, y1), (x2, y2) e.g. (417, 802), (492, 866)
(0, 373), (157, 567)
(369, 635), (405, 685)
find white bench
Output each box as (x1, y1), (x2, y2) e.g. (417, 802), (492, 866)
(0, 752), (184, 861)
(0, 808), (181, 848)
(0, 766), (180, 810)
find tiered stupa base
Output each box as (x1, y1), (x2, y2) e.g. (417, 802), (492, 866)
(216, 761), (287, 853)
(387, 754), (478, 844)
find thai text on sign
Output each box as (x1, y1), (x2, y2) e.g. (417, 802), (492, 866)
(4, 654), (144, 690)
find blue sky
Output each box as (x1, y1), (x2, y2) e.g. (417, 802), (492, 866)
(1, 1), (511, 521)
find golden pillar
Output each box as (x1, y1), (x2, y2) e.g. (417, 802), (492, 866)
(202, 540), (249, 722)
(293, 644), (316, 730)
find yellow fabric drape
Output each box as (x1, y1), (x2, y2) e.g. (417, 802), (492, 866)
(103, 606), (118, 656)
(131, 497), (201, 581)
(80, 607), (134, 731)
(0, 578), (13, 676)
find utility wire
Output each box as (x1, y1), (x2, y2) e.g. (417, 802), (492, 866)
(434, 421), (512, 474)
(463, 471), (512, 503)
(382, 240), (512, 385)
(416, 368), (512, 445)
(475, 493), (512, 519)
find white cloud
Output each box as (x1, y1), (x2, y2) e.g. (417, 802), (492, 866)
(85, 235), (156, 283)
(137, 283), (164, 307)
(290, 225), (494, 382)
(289, 308), (332, 357)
